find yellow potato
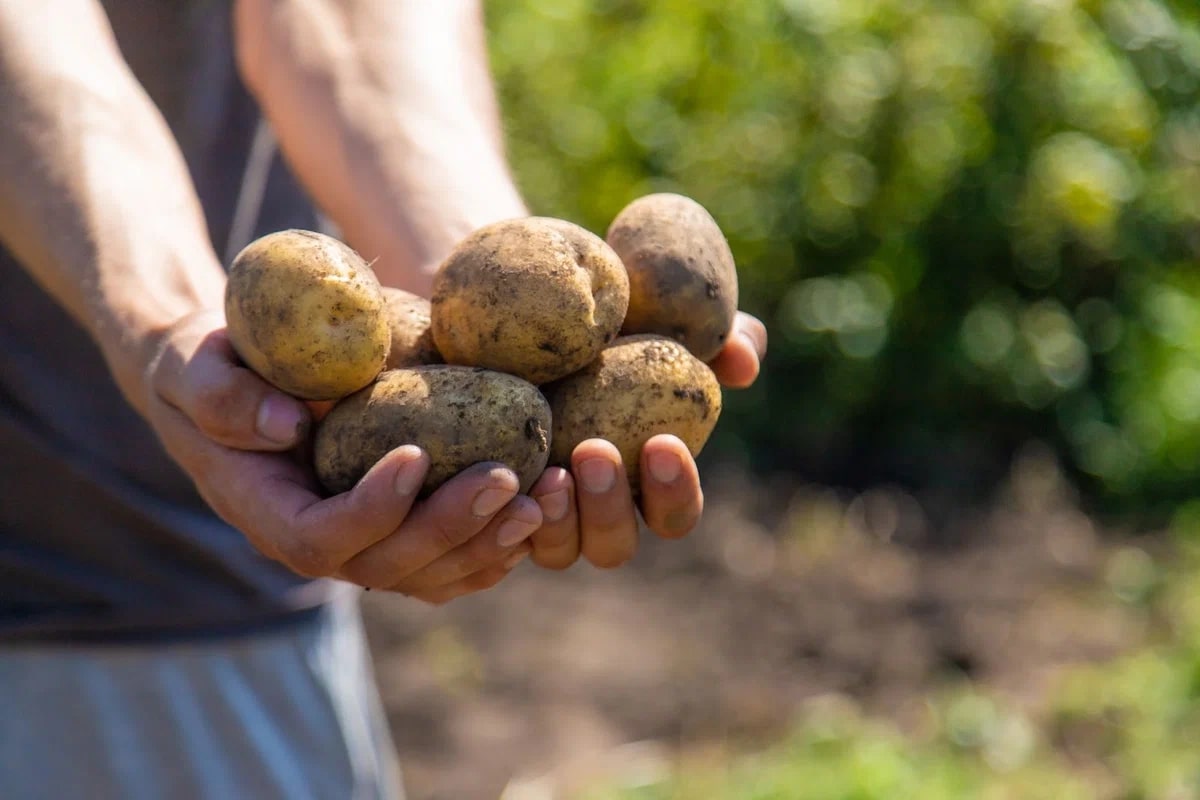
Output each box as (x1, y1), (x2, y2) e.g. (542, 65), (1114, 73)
(545, 334), (722, 490)
(225, 229), (390, 400)
(381, 287), (441, 369)
(313, 365), (552, 496)
(606, 193), (738, 362)
(431, 217), (629, 385)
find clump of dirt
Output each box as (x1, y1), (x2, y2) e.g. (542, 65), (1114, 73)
(363, 443), (1159, 800)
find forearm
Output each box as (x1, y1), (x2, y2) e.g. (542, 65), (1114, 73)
(234, 0), (527, 296)
(0, 3), (225, 413)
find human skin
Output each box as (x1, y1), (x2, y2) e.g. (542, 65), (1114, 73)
(0, 0), (766, 599)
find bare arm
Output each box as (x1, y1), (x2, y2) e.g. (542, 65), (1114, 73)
(0, 2), (225, 412)
(234, 0), (528, 295)
(0, 1), (542, 602)
(233, 0), (769, 569)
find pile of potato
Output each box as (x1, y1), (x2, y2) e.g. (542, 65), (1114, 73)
(224, 193), (738, 498)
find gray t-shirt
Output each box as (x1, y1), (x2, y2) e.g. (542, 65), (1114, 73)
(0, 1), (334, 638)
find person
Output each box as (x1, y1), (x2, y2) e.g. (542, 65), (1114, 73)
(0, 1), (768, 798)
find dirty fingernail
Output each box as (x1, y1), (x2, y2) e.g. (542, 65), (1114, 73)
(578, 459), (617, 494)
(256, 394), (306, 445)
(392, 446), (427, 496)
(648, 450), (682, 484)
(497, 518), (537, 548)
(537, 489), (570, 522)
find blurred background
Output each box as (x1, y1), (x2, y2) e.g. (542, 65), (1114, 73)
(364, 1), (1200, 797)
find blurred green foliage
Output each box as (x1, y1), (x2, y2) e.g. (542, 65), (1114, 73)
(486, 0), (1200, 511)
(577, 536), (1200, 800)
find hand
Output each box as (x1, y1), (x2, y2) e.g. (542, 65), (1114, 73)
(140, 310), (542, 604)
(526, 312), (768, 569)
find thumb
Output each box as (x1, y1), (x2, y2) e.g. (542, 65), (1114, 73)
(148, 313), (312, 451)
(708, 312), (768, 389)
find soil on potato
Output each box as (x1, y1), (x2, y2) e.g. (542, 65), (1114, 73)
(363, 445), (1158, 800)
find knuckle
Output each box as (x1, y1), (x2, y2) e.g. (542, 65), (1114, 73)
(146, 343), (185, 407)
(584, 530), (636, 569)
(466, 568), (506, 593)
(586, 512), (631, 538)
(190, 378), (247, 439)
(532, 550), (577, 571)
(652, 509), (699, 540)
(588, 549), (633, 570)
(278, 534), (338, 578)
(147, 352), (173, 398)
(533, 522), (576, 551)
(336, 559), (375, 588)
(427, 515), (474, 553)
(580, 505), (624, 533)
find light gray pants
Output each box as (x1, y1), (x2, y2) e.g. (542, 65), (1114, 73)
(0, 590), (404, 800)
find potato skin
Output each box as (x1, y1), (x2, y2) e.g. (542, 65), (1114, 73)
(313, 366), (552, 496)
(606, 193), (738, 362)
(381, 287), (442, 369)
(225, 229), (390, 400)
(545, 334), (722, 490)
(431, 217), (630, 385)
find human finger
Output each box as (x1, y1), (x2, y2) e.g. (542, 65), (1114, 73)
(528, 466), (580, 570)
(336, 462), (521, 586)
(572, 439), (639, 569)
(708, 312), (768, 389)
(145, 382), (430, 579)
(149, 317), (310, 450)
(379, 495), (541, 593)
(266, 445), (430, 575)
(405, 549), (530, 606)
(638, 434), (704, 539)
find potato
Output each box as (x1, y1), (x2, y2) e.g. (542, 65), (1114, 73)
(431, 217), (630, 385)
(313, 365), (552, 496)
(381, 287), (441, 369)
(225, 229), (390, 400)
(606, 193), (738, 362)
(545, 334), (722, 490)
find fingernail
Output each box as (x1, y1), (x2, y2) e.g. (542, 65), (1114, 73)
(393, 446), (427, 496)
(256, 394), (306, 444)
(578, 458), (617, 494)
(739, 330), (761, 357)
(472, 471), (518, 517)
(473, 488), (514, 517)
(537, 489), (570, 522)
(504, 548), (530, 570)
(496, 518), (537, 548)
(648, 450), (682, 484)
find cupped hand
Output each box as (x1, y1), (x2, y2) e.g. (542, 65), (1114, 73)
(527, 311), (768, 570)
(140, 310), (540, 604)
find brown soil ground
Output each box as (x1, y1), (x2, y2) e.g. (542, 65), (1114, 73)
(363, 444), (1159, 800)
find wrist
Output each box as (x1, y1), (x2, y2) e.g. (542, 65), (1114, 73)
(95, 260), (225, 417)
(349, 186), (530, 297)
(336, 134), (528, 297)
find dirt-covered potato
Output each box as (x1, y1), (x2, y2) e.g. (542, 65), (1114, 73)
(314, 365), (552, 496)
(381, 287), (441, 369)
(545, 334), (722, 490)
(606, 193), (738, 362)
(431, 217), (630, 385)
(225, 229), (390, 400)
